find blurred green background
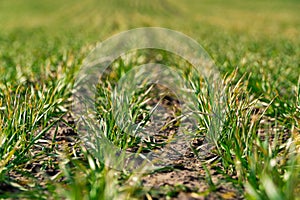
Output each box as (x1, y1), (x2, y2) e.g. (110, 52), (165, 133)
(0, 1), (299, 198)
(0, 0), (299, 95)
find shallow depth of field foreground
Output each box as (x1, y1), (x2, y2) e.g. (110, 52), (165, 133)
(0, 0), (299, 199)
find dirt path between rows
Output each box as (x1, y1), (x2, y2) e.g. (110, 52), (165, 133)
(133, 90), (243, 199)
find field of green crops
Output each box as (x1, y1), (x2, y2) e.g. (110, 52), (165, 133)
(0, 0), (299, 199)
